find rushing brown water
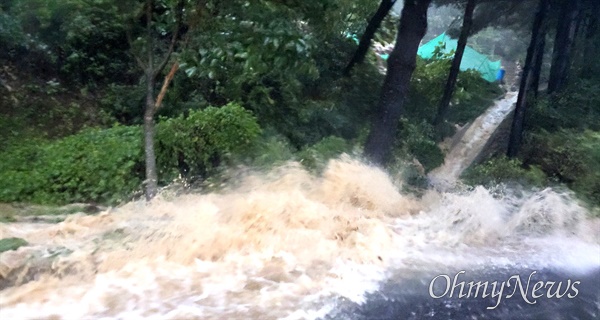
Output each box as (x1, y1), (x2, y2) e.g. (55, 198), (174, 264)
(1, 157), (599, 319)
(428, 91), (518, 186)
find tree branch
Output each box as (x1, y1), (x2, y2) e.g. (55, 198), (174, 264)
(154, 61), (179, 112)
(154, 0), (185, 78)
(343, 0), (396, 76)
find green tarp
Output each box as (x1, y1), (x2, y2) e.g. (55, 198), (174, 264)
(416, 33), (502, 82)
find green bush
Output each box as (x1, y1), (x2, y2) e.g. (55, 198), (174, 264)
(155, 103), (261, 182)
(0, 125), (143, 204)
(526, 79), (600, 132)
(462, 156), (547, 187)
(404, 58), (449, 122)
(522, 129), (600, 206)
(446, 69), (504, 125)
(0, 139), (48, 202)
(235, 134), (297, 169)
(519, 78), (600, 208)
(405, 57), (503, 127)
(99, 84), (145, 125)
(297, 136), (353, 171)
(393, 119), (445, 173)
(0, 103), (262, 205)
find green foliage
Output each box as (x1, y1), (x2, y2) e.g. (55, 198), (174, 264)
(155, 103), (261, 182)
(297, 136), (352, 171)
(99, 84), (146, 125)
(523, 130), (600, 206)
(526, 79), (600, 132)
(178, 0), (380, 147)
(0, 238), (28, 253)
(0, 10), (28, 60)
(446, 69), (504, 125)
(181, 0), (321, 122)
(58, 130), (138, 203)
(1, 0), (134, 85)
(0, 141), (51, 203)
(520, 78), (600, 206)
(405, 57), (503, 127)
(0, 104), (261, 205)
(0, 73), (118, 149)
(385, 158), (430, 194)
(404, 57), (450, 122)
(0, 125), (143, 204)
(462, 156), (547, 187)
(3, 0), (386, 158)
(236, 134), (297, 169)
(0, 203), (91, 223)
(393, 119), (445, 173)
(60, 0), (134, 86)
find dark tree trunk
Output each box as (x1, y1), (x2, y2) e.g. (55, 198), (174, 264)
(529, 26), (546, 98)
(434, 0), (477, 133)
(507, 0), (549, 158)
(547, 0), (580, 94)
(144, 71), (158, 200)
(529, 4), (550, 98)
(581, 1), (600, 78)
(344, 0), (397, 76)
(129, 0), (182, 201)
(364, 0), (432, 165)
(143, 0), (158, 200)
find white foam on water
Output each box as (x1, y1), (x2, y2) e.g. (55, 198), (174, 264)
(1, 157), (598, 319)
(429, 91), (518, 186)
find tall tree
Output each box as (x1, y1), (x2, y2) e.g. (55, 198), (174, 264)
(507, 0), (549, 158)
(547, 0), (580, 94)
(364, 0), (432, 165)
(528, 18), (548, 98)
(344, 0), (397, 75)
(127, 0), (184, 200)
(579, 0), (600, 78)
(433, 0), (477, 134)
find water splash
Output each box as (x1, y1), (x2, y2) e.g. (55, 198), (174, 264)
(428, 92), (518, 187)
(0, 157), (598, 319)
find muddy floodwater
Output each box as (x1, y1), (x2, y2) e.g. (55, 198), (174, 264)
(1, 157), (598, 319)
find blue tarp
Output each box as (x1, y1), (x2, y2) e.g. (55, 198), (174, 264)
(416, 33), (502, 82)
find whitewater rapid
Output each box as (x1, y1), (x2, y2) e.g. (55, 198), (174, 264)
(428, 91), (518, 186)
(1, 157), (598, 319)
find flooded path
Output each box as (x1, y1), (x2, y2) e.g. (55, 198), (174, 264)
(1, 157), (598, 319)
(1, 92), (598, 320)
(428, 91), (518, 187)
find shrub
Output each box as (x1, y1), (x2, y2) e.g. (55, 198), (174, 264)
(446, 69), (504, 125)
(404, 58), (449, 122)
(0, 103), (262, 205)
(405, 57), (503, 127)
(0, 125), (143, 204)
(522, 129), (600, 206)
(526, 79), (600, 132)
(235, 133), (297, 169)
(462, 156), (547, 187)
(155, 102), (261, 182)
(99, 84), (145, 125)
(297, 136), (353, 171)
(393, 119), (445, 173)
